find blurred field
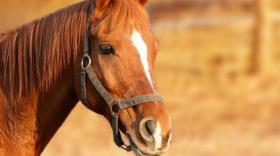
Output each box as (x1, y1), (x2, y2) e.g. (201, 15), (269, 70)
(1, 0), (280, 156)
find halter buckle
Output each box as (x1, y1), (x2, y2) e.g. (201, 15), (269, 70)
(81, 54), (92, 70)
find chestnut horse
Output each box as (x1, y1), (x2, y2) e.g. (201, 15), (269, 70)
(0, 0), (172, 155)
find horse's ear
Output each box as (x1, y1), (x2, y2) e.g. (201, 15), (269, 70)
(137, 0), (148, 6)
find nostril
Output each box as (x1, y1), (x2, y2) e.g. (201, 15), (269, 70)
(145, 120), (154, 135)
(140, 117), (155, 143)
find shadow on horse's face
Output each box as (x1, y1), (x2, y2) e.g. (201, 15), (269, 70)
(75, 0), (172, 155)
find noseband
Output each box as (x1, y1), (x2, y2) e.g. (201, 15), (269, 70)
(80, 1), (163, 151)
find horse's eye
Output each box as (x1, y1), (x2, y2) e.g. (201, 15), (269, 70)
(99, 44), (115, 55)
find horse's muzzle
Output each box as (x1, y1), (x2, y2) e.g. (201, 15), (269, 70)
(127, 117), (172, 156)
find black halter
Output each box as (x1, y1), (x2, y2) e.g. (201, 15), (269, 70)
(80, 1), (163, 151)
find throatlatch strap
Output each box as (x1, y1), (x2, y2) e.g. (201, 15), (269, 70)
(80, 70), (88, 105)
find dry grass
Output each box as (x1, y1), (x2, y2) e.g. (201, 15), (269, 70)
(150, 18), (280, 156)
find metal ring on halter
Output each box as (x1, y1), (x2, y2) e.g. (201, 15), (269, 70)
(111, 101), (121, 114)
(81, 54), (92, 70)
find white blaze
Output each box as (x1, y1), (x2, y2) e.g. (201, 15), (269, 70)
(131, 29), (154, 89)
(153, 121), (162, 150)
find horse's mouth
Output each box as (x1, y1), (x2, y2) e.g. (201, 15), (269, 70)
(126, 133), (163, 156)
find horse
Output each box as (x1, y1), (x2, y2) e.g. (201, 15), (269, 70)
(0, 0), (172, 155)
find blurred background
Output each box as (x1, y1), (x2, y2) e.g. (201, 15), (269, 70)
(1, 0), (280, 155)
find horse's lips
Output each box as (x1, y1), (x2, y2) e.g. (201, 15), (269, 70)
(126, 133), (161, 156)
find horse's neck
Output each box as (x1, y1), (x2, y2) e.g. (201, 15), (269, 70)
(35, 73), (79, 153)
(0, 70), (79, 155)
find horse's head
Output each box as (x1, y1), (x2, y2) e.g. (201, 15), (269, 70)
(75, 0), (172, 155)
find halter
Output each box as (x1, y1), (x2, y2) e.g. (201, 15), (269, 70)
(80, 1), (163, 151)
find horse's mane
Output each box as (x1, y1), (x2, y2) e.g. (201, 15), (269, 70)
(0, 0), (149, 100)
(0, 1), (90, 98)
